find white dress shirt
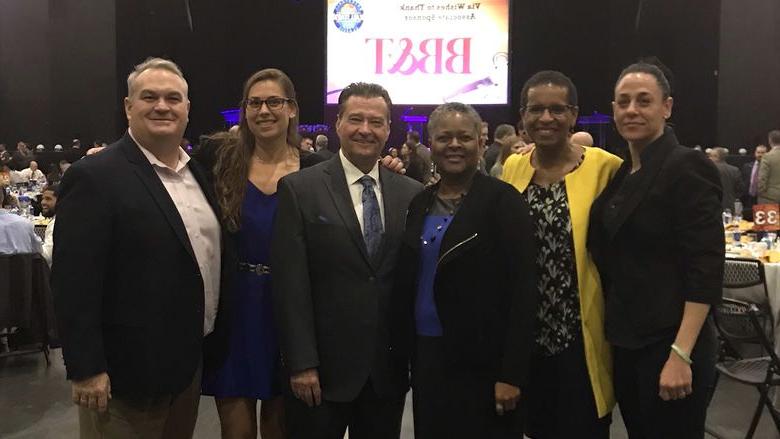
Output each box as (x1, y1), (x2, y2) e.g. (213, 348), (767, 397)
(130, 131), (222, 336)
(0, 211), (43, 255)
(42, 216), (55, 266)
(339, 149), (385, 233)
(18, 168), (46, 183)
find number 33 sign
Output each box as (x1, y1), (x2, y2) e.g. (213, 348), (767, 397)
(753, 204), (780, 231)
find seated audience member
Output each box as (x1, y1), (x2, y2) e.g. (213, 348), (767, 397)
(484, 123), (516, 173)
(489, 134), (525, 178)
(300, 135), (314, 151)
(12, 141), (34, 170)
(18, 161), (47, 184)
(40, 184), (59, 266)
(708, 146), (743, 211)
(72, 139), (82, 149)
(394, 102), (537, 438)
(19, 161), (47, 184)
(0, 187), (42, 254)
(571, 131), (594, 147)
(0, 164), (12, 186)
(54, 144), (64, 151)
(46, 163), (61, 185)
(0, 143), (12, 166)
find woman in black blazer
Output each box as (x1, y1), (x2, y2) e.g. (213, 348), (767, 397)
(393, 102), (537, 438)
(588, 63), (724, 438)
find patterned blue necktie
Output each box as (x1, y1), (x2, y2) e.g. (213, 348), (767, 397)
(359, 175), (383, 257)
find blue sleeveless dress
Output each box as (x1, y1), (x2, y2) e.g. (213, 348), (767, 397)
(202, 182), (280, 399)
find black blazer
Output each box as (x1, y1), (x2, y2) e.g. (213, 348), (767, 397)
(271, 155), (423, 402)
(588, 128), (724, 344)
(52, 133), (233, 398)
(392, 172), (537, 387)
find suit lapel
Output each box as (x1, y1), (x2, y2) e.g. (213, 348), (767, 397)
(322, 157), (374, 269)
(605, 129), (677, 242)
(119, 134), (197, 263)
(376, 167), (406, 267)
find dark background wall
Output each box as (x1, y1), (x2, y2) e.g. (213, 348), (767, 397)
(718, 0), (780, 149)
(0, 0), (116, 147)
(2, 0), (775, 153)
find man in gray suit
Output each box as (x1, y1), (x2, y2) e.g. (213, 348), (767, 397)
(758, 130), (780, 205)
(271, 82), (423, 439)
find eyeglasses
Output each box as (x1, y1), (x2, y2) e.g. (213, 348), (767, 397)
(246, 96), (293, 111)
(521, 104), (576, 117)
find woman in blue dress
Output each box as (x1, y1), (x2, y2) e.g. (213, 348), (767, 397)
(201, 68), (323, 438)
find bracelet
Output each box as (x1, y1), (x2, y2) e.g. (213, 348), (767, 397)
(670, 344), (693, 365)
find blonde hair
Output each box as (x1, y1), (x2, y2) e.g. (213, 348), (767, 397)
(126, 57), (188, 97)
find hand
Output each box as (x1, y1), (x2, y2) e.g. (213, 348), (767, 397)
(290, 368), (322, 407)
(517, 144), (534, 155)
(658, 352), (693, 401)
(425, 173), (441, 187)
(379, 156), (406, 174)
(494, 382), (521, 415)
(72, 372), (111, 413)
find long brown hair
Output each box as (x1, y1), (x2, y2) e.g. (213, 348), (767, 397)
(213, 68), (300, 232)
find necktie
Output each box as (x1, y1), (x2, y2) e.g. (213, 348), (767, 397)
(359, 175), (383, 257)
(750, 162), (759, 197)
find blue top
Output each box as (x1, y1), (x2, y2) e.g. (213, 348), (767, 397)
(415, 214), (453, 336)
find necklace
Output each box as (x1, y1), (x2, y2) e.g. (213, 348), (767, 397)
(421, 191), (466, 245)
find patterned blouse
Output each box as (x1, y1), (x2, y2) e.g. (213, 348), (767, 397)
(524, 180), (582, 357)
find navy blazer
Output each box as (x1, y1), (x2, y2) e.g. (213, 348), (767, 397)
(53, 133), (233, 398)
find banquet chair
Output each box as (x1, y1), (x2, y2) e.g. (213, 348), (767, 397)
(713, 298), (780, 439)
(0, 253), (55, 365)
(721, 257), (774, 357)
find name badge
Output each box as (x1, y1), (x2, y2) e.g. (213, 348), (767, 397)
(753, 204), (780, 231)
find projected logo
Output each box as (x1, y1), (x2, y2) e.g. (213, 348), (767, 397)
(333, 0), (364, 33)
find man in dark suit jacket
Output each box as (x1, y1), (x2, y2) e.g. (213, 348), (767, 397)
(708, 147), (743, 211)
(272, 82), (422, 439)
(52, 57), (230, 438)
(740, 144), (767, 219)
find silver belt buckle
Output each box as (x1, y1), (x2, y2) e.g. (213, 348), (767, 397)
(253, 264), (271, 275)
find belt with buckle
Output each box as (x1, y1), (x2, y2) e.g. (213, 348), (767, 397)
(238, 262), (271, 276)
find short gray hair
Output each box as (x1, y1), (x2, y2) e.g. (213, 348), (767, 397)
(315, 134), (328, 149)
(427, 102), (483, 136)
(127, 57), (188, 97)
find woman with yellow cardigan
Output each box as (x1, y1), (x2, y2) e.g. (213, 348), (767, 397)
(501, 70), (621, 438)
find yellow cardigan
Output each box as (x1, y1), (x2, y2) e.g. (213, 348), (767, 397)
(501, 146), (622, 418)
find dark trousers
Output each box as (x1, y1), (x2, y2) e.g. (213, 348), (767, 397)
(284, 379), (405, 439)
(525, 337), (611, 439)
(412, 336), (523, 439)
(613, 321), (718, 439)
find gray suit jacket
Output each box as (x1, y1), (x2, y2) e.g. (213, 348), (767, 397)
(758, 147), (780, 204)
(271, 155), (422, 402)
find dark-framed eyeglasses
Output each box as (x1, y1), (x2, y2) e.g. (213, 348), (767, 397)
(246, 96), (293, 111)
(521, 104), (577, 117)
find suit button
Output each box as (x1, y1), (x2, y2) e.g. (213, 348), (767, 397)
(368, 276), (376, 282)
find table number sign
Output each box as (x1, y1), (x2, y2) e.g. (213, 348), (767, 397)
(753, 204), (780, 231)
